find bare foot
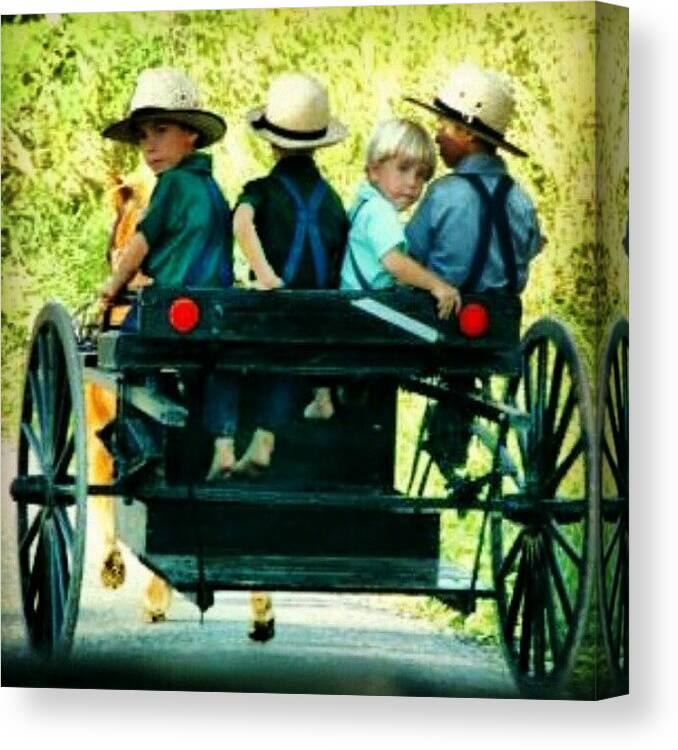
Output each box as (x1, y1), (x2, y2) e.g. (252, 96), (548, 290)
(233, 429), (275, 476)
(304, 392), (335, 419)
(206, 436), (235, 481)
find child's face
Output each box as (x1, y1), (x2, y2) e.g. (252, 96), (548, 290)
(367, 156), (429, 211)
(435, 118), (474, 168)
(137, 120), (198, 174)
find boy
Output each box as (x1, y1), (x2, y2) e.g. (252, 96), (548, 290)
(302, 119), (461, 419)
(232, 71), (348, 643)
(405, 62), (542, 293)
(404, 62), (543, 473)
(232, 71), (349, 469)
(99, 66), (238, 481)
(340, 118), (460, 310)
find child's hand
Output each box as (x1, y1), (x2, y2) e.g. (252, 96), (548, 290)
(430, 280), (462, 320)
(127, 271), (154, 291)
(98, 278), (118, 310)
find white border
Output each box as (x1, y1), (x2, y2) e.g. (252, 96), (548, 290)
(3, 1), (677, 748)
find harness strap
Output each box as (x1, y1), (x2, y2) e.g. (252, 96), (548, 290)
(455, 173), (517, 293)
(276, 174), (329, 287)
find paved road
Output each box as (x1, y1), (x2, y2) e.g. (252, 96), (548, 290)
(1, 443), (516, 697)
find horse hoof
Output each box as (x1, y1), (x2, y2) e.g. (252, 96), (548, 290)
(248, 619), (275, 643)
(142, 609), (167, 624)
(100, 548), (126, 589)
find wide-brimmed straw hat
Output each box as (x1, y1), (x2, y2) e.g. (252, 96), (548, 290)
(405, 62), (527, 158)
(246, 72), (347, 150)
(102, 67), (226, 148)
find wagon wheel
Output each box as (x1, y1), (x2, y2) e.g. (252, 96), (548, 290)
(13, 302), (87, 656)
(490, 318), (595, 694)
(597, 318), (628, 682)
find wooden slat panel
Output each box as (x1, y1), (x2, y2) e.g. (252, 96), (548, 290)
(143, 503), (440, 558)
(117, 287), (521, 348)
(97, 335), (520, 377)
(140, 553), (494, 596)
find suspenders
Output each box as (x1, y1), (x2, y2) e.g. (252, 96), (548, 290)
(345, 199), (372, 291)
(275, 174), (329, 287)
(454, 173), (518, 293)
(346, 174), (519, 293)
(184, 178), (233, 287)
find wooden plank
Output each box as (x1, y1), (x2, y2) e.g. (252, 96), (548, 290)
(97, 335), (520, 377)
(124, 383), (188, 427)
(129, 287), (521, 349)
(135, 484), (447, 510)
(139, 553), (494, 597)
(142, 503), (440, 558)
(114, 498), (147, 557)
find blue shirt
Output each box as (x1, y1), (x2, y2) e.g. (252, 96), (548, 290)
(340, 182), (408, 290)
(405, 153), (541, 292)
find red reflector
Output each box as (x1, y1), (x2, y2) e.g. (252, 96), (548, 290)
(458, 303), (489, 338)
(168, 297), (200, 333)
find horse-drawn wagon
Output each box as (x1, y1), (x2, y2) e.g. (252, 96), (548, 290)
(11, 285), (601, 694)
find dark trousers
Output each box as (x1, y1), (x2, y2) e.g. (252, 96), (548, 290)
(252, 375), (305, 433)
(202, 371), (239, 437)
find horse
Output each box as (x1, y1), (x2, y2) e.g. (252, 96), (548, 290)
(86, 173), (171, 621)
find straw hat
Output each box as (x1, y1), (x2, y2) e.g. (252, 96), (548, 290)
(102, 67), (226, 148)
(406, 62), (527, 157)
(246, 72), (348, 150)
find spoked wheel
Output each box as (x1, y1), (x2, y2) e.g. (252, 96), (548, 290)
(490, 318), (595, 694)
(12, 302), (87, 656)
(597, 318), (628, 683)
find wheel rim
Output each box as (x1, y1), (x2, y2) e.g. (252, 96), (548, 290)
(15, 303), (87, 656)
(490, 318), (595, 691)
(597, 318), (629, 680)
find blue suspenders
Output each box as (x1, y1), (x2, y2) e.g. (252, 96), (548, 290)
(348, 176), (519, 293)
(345, 199), (372, 291)
(454, 173), (518, 293)
(275, 174), (329, 288)
(184, 178), (233, 287)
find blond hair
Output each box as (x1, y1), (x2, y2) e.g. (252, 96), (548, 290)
(365, 119), (436, 180)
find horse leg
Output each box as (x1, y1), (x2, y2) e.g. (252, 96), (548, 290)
(249, 591), (275, 642)
(142, 573), (172, 623)
(85, 384), (126, 589)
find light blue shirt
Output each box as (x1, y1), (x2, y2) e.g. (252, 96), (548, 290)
(340, 182), (407, 290)
(405, 153), (542, 292)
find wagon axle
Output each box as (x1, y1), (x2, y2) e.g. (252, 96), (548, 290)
(10, 476), (77, 507)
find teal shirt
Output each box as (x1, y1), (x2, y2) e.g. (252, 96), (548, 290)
(340, 181), (408, 290)
(138, 152), (233, 288)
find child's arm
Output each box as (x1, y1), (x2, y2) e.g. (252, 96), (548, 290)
(233, 204), (283, 290)
(382, 249), (462, 319)
(100, 231), (149, 306)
